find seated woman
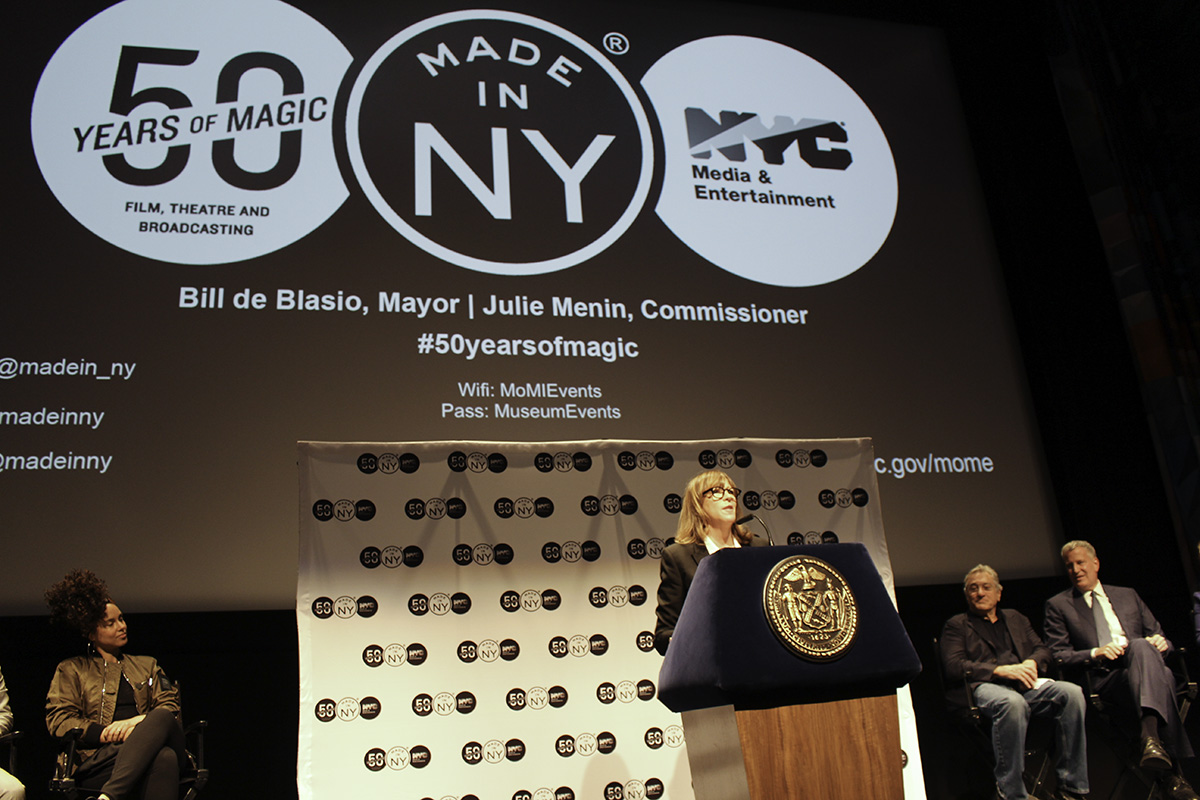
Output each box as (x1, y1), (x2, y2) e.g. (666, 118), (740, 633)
(45, 570), (187, 800)
(654, 469), (769, 655)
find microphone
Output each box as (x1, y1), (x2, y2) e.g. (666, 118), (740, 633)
(736, 513), (775, 546)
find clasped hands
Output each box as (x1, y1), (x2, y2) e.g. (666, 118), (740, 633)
(1093, 634), (1168, 662)
(99, 714), (145, 743)
(993, 659), (1040, 689)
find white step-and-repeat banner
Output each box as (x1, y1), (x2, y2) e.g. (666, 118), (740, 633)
(298, 438), (922, 800)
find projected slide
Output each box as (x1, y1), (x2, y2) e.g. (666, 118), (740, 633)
(1, 0), (1059, 612)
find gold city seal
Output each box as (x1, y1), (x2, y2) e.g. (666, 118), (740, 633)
(763, 555), (858, 661)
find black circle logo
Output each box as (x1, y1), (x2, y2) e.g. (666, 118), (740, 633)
(360, 697), (381, 720)
(446, 498), (467, 519)
(549, 635), (569, 658)
(495, 497), (515, 518)
(357, 596), (378, 618)
(462, 741), (483, 765)
(311, 597), (332, 619)
(362, 644), (384, 668)
(364, 748), (386, 772)
(580, 495), (600, 516)
(501, 590), (521, 612)
(406, 643), (428, 665)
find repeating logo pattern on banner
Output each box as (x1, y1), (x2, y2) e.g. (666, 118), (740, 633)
(298, 438), (894, 800)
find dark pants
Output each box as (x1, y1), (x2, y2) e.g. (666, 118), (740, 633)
(1095, 637), (1193, 759)
(77, 708), (186, 800)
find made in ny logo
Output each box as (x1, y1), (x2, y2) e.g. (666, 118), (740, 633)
(642, 35), (898, 287)
(346, 10), (654, 275)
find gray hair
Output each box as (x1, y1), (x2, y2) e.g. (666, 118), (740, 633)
(1061, 540), (1096, 559)
(963, 563), (1001, 590)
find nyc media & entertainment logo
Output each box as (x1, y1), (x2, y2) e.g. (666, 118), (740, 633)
(643, 36), (898, 287)
(346, 10), (654, 275)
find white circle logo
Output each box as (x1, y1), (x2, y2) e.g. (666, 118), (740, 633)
(642, 36), (897, 286)
(346, 10), (654, 275)
(30, 0), (351, 265)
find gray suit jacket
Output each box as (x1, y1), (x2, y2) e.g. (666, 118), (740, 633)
(1044, 583), (1170, 669)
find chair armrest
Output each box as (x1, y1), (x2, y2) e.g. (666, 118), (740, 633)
(184, 719), (208, 769)
(47, 727), (87, 792)
(0, 730), (21, 774)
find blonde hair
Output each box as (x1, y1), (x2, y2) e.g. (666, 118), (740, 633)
(674, 470), (752, 546)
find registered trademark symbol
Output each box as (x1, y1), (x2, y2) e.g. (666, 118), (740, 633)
(603, 32), (630, 55)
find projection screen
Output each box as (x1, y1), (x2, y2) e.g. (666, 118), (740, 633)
(1, 0), (1062, 613)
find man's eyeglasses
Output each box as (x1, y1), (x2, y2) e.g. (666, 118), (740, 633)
(702, 486), (741, 501)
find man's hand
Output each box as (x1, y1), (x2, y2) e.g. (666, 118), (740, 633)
(993, 659), (1039, 689)
(1145, 634), (1169, 653)
(99, 714), (145, 743)
(1093, 642), (1126, 661)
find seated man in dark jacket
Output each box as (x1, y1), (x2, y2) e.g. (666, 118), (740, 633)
(941, 564), (1088, 800)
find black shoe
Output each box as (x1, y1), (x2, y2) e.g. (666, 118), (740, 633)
(1160, 775), (1200, 800)
(1139, 736), (1173, 771)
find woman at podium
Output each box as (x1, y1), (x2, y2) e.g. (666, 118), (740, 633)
(654, 470), (769, 654)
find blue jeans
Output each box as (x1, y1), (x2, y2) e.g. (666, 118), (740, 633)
(974, 679), (1089, 800)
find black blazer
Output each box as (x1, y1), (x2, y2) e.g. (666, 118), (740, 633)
(653, 536), (769, 655)
(939, 608), (1052, 709)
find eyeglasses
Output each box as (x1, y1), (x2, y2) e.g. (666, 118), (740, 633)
(702, 486), (741, 501)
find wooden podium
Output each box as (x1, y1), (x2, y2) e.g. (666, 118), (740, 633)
(657, 545), (920, 800)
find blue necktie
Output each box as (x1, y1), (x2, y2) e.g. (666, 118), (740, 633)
(1092, 590), (1111, 647)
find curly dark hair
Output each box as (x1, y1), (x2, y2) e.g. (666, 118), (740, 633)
(45, 569), (112, 639)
